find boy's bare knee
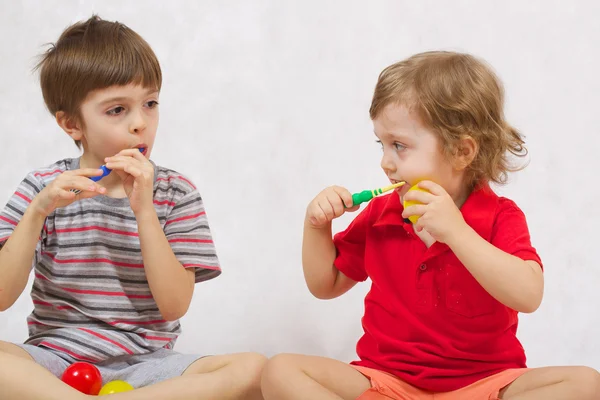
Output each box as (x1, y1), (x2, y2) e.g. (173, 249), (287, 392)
(261, 354), (297, 387)
(232, 352), (267, 391)
(0, 341), (32, 360)
(573, 367), (600, 399)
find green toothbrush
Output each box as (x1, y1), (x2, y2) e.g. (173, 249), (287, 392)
(350, 182), (406, 206)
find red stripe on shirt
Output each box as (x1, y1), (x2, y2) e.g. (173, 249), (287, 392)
(183, 263), (221, 271)
(142, 334), (172, 342)
(35, 273), (49, 281)
(34, 169), (62, 177)
(156, 176), (196, 189)
(41, 252), (144, 268)
(46, 226), (139, 237)
(165, 212), (205, 226)
(168, 238), (213, 243)
(0, 216), (17, 226)
(110, 319), (166, 326)
(39, 341), (97, 363)
(35, 273), (151, 299)
(15, 192), (32, 203)
(34, 300), (74, 310)
(62, 287), (153, 299)
(154, 200), (176, 207)
(33, 300), (53, 307)
(78, 328), (134, 355)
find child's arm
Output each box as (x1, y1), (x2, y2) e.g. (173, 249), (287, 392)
(403, 181), (543, 313)
(105, 150), (199, 321)
(0, 208), (46, 310)
(303, 186), (360, 299)
(447, 226), (543, 313)
(0, 169), (105, 310)
(136, 209), (195, 321)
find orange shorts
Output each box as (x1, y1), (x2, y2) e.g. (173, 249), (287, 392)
(353, 366), (529, 400)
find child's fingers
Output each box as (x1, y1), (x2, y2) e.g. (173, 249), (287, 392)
(60, 178), (106, 197)
(57, 188), (77, 200)
(308, 204), (327, 226)
(402, 204), (427, 219)
(417, 180), (446, 196)
(345, 205), (360, 212)
(104, 161), (129, 172)
(318, 200), (335, 221)
(403, 190), (436, 204)
(122, 164), (143, 178)
(70, 168), (106, 177)
(332, 186), (353, 208)
(325, 194), (345, 217)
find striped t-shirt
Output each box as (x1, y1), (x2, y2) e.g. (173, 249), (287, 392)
(0, 158), (221, 363)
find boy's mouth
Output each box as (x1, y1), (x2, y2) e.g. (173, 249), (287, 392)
(133, 145), (148, 155)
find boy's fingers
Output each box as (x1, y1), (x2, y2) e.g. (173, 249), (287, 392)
(332, 186), (353, 208)
(69, 168), (106, 177)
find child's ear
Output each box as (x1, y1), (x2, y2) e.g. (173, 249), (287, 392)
(56, 111), (83, 141)
(453, 135), (478, 171)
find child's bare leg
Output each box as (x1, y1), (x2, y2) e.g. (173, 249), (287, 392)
(500, 366), (600, 400)
(0, 341), (87, 400)
(0, 341), (265, 400)
(108, 352), (266, 400)
(261, 353), (371, 400)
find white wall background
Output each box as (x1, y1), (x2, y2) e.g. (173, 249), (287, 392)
(1, 0), (598, 371)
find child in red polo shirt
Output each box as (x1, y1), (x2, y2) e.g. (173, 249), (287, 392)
(261, 51), (600, 399)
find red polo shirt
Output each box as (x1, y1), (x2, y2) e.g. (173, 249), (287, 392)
(333, 185), (542, 392)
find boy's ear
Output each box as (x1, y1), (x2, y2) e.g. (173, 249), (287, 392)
(453, 135), (478, 171)
(56, 111), (83, 141)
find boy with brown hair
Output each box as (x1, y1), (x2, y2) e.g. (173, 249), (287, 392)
(0, 15), (265, 400)
(261, 51), (600, 400)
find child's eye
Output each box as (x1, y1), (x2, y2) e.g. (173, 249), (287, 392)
(375, 140), (383, 150)
(146, 100), (159, 109)
(394, 142), (406, 151)
(107, 106), (125, 116)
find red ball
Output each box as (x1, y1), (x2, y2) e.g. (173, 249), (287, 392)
(61, 362), (103, 395)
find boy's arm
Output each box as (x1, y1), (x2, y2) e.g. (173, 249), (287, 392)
(136, 209), (195, 321)
(403, 181), (543, 313)
(0, 168), (106, 311)
(106, 149), (220, 322)
(0, 208), (46, 311)
(447, 226), (543, 313)
(303, 185), (370, 300)
(302, 220), (357, 300)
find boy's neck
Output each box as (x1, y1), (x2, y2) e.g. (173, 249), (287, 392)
(450, 180), (473, 210)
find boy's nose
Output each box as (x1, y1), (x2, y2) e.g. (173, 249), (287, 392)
(129, 111), (147, 134)
(380, 153), (397, 173)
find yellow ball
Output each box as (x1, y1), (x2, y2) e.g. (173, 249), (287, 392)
(99, 380), (134, 395)
(402, 184), (428, 224)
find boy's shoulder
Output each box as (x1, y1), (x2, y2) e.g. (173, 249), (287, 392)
(23, 158), (75, 188)
(152, 163), (200, 199)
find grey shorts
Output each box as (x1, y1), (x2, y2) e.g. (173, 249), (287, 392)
(17, 343), (204, 388)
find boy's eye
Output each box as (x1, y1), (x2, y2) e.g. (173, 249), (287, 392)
(146, 100), (159, 108)
(394, 142), (406, 151)
(375, 140), (383, 149)
(107, 106), (125, 116)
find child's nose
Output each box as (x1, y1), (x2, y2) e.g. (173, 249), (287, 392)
(129, 111), (147, 134)
(380, 153), (397, 173)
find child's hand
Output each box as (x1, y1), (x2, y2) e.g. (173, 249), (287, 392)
(401, 180), (468, 244)
(105, 149), (154, 215)
(31, 169), (107, 217)
(306, 186), (359, 228)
